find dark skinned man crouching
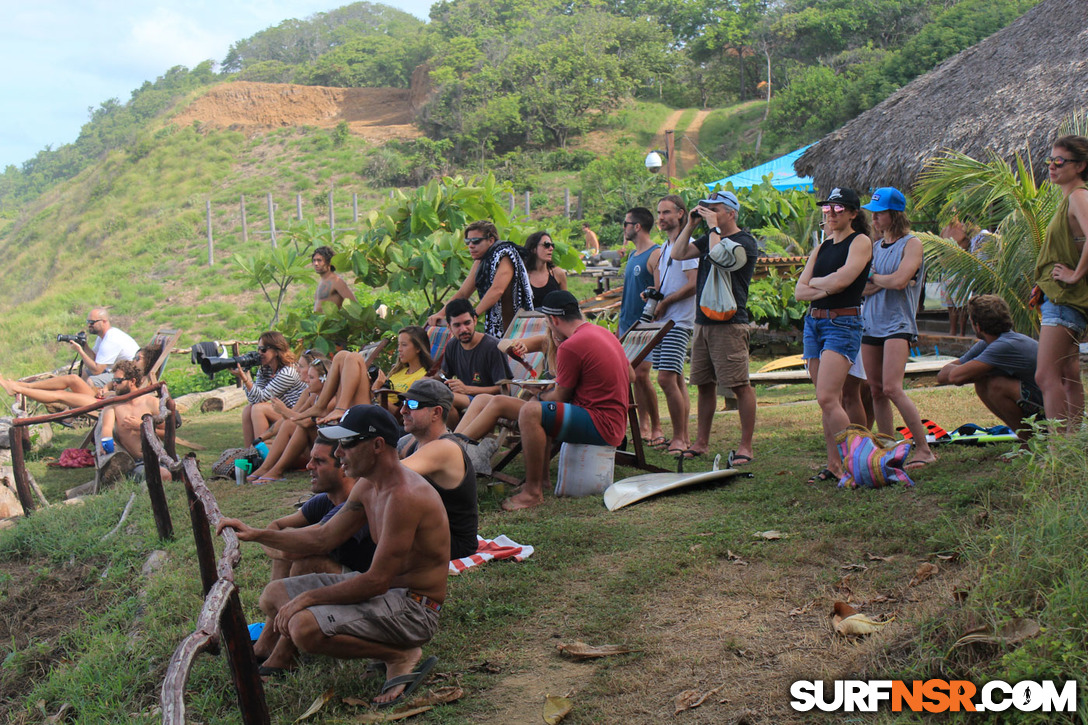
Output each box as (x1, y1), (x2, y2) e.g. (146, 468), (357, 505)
(218, 405), (449, 706)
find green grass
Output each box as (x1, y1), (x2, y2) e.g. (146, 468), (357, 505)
(600, 100), (675, 147)
(5, 381), (1084, 722)
(695, 101), (767, 157)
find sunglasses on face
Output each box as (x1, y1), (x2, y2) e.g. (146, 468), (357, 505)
(86, 319), (104, 325)
(112, 378), (126, 385)
(258, 346), (270, 353)
(540, 242), (555, 249)
(820, 204), (848, 214)
(337, 435), (373, 449)
(395, 397), (424, 410)
(1045, 156), (1073, 168)
(465, 236), (488, 245)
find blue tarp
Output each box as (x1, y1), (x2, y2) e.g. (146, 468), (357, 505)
(705, 144), (815, 192)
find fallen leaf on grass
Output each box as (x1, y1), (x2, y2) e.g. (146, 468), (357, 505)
(840, 563), (868, 571)
(953, 589), (970, 603)
(933, 552), (960, 562)
(690, 544), (703, 552)
(45, 703), (71, 723)
(869, 594), (897, 604)
(835, 575), (853, 593)
(543, 694), (572, 724)
(295, 687), (335, 722)
(725, 550), (748, 566)
(673, 685), (724, 714)
(909, 563), (939, 587)
(952, 619), (1040, 649)
(556, 641), (634, 659)
(789, 598), (817, 617)
(353, 706), (433, 722)
(343, 686), (462, 713)
(866, 552), (892, 562)
(831, 601), (894, 636)
(754, 530), (787, 540)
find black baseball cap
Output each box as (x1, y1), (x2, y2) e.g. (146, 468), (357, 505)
(319, 404), (402, 446)
(402, 378), (454, 412)
(818, 187), (861, 209)
(539, 290), (579, 316)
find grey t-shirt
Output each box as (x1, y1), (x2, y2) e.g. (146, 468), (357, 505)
(959, 332), (1039, 392)
(442, 334), (512, 388)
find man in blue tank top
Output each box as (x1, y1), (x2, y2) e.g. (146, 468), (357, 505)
(617, 207), (663, 444)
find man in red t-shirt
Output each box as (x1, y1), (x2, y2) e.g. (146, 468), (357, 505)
(503, 291), (630, 511)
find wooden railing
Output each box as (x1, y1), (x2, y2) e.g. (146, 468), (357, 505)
(153, 435), (269, 724)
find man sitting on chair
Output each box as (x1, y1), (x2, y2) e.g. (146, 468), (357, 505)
(440, 298), (512, 418)
(100, 360), (174, 483)
(503, 291), (629, 511)
(937, 295), (1042, 441)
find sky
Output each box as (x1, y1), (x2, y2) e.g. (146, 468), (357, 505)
(1, 0), (433, 169)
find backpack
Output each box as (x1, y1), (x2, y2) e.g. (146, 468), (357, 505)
(699, 236), (747, 322)
(835, 425), (915, 490)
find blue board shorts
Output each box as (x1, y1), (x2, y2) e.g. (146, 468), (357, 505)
(1040, 296), (1088, 335)
(539, 401), (608, 446)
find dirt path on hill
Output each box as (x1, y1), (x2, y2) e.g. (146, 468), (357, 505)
(171, 81), (422, 143)
(685, 109), (712, 147)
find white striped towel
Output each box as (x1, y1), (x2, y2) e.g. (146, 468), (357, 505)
(449, 534), (535, 575)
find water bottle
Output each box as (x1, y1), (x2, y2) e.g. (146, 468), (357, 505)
(254, 440), (269, 461)
(234, 459), (251, 485)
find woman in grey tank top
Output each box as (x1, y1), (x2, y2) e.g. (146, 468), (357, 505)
(859, 187), (936, 470)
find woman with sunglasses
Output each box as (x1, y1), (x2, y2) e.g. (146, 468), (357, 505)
(1034, 135), (1088, 432)
(236, 331), (307, 446)
(249, 356), (332, 482)
(795, 188), (873, 484)
(859, 187), (936, 470)
(522, 231), (568, 309)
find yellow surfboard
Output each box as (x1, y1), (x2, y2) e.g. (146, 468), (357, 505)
(756, 354), (806, 374)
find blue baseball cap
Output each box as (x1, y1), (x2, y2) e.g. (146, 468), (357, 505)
(698, 190), (740, 212)
(862, 187), (906, 212)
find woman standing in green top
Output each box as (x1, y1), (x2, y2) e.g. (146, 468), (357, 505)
(1035, 135), (1088, 432)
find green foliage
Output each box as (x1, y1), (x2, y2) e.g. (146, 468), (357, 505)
(295, 33), (432, 88)
(580, 144), (670, 223)
(361, 138), (453, 187)
(160, 367), (235, 397)
(231, 221), (328, 327)
(746, 269), (806, 330)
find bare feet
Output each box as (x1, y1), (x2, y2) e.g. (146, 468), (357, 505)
(0, 377), (15, 396)
(501, 491), (543, 511)
(372, 648), (422, 705)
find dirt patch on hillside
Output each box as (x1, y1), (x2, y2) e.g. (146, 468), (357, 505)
(173, 82), (422, 143)
(0, 560), (100, 722)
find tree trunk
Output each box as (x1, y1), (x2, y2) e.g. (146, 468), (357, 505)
(200, 387), (249, 413)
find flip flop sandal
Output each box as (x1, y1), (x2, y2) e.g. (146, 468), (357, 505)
(727, 450), (753, 467)
(647, 436), (669, 450)
(378, 655), (438, 708)
(807, 468), (836, 485)
(679, 449), (704, 460)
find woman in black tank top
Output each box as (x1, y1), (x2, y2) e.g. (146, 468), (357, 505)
(523, 231), (568, 309)
(794, 187), (873, 484)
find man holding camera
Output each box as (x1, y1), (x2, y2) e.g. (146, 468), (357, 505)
(672, 191), (758, 464)
(617, 207), (663, 446)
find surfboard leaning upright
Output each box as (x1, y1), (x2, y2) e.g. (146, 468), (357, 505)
(603, 454), (745, 511)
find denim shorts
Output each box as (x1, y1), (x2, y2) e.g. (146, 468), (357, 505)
(803, 314), (863, 363)
(539, 401), (608, 446)
(1040, 296), (1088, 335)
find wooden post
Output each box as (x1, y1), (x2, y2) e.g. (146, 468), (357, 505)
(8, 427), (36, 514)
(266, 193), (276, 248)
(564, 188), (571, 219)
(577, 191), (584, 219)
(328, 190), (335, 230)
(183, 460), (218, 597)
(240, 195), (248, 243)
(206, 201), (214, 266)
(296, 194), (303, 221)
(352, 193), (358, 223)
(389, 189), (394, 199)
(222, 588), (272, 724)
(665, 129), (676, 189)
(141, 416), (173, 541)
(524, 191), (530, 217)
(509, 192), (515, 214)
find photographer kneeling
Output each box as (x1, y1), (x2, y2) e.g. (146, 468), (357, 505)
(235, 332), (307, 446)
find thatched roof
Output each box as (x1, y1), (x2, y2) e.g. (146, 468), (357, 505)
(794, 0), (1088, 195)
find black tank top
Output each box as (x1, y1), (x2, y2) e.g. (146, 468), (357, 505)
(531, 269), (561, 309)
(402, 434), (479, 559)
(811, 232), (871, 309)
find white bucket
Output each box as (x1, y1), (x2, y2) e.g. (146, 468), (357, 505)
(555, 443), (616, 497)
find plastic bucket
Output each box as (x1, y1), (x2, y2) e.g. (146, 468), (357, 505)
(555, 443), (616, 497)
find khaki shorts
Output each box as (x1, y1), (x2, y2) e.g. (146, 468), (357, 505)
(282, 576), (438, 648)
(690, 323), (750, 389)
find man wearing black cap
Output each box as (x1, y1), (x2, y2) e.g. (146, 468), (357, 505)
(672, 190), (759, 464)
(396, 378), (479, 559)
(503, 290), (630, 511)
(218, 405), (449, 705)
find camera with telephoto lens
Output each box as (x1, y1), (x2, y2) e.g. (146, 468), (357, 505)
(197, 350), (262, 378)
(639, 287), (665, 323)
(57, 331), (87, 345)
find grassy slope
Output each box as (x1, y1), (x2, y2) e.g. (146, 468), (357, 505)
(5, 379), (1085, 722)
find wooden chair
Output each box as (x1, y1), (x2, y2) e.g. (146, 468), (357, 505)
(615, 320), (675, 474)
(143, 329), (181, 383)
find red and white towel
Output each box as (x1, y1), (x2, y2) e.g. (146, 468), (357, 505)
(449, 534), (535, 575)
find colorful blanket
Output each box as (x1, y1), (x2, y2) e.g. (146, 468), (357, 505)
(449, 534), (535, 575)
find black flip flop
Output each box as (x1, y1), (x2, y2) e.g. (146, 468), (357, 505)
(727, 450), (753, 467)
(378, 655), (438, 708)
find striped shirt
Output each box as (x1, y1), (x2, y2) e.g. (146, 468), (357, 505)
(247, 365), (307, 407)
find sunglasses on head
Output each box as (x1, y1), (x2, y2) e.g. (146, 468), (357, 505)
(1045, 156), (1074, 168)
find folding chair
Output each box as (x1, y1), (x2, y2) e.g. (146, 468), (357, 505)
(143, 329), (181, 383)
(615, 320), (675, 474)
